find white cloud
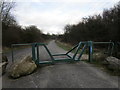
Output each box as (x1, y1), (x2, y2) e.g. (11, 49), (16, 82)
(12, 1), (119, 34)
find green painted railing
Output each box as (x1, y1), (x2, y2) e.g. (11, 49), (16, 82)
(11, 41), (119, 65)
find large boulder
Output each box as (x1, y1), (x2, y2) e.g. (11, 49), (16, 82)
(105, 56), (120, 71)
(0, 54), (8, 75)
(9, 56), (37, 78)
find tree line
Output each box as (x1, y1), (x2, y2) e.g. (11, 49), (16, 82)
(59, 2), (120, 45)
(1, 1), (50, 47)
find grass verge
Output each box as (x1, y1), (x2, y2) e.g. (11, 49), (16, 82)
(55, 40), (86, 54)
(55, 40), (73, 51)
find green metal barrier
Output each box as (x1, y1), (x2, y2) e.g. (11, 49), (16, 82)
(11, 43), (33, 62)
(31, 41), (94, 64)
(11, 41), (119, 65)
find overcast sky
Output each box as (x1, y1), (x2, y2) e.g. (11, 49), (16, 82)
(12, 0), (119, 34)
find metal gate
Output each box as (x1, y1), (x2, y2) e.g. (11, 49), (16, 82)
(11, 41), (119, 65)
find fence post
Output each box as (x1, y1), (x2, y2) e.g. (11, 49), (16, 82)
(32, 43), (36, 62)
(36, 44), (39, 64)
(88, 41), (93, 62)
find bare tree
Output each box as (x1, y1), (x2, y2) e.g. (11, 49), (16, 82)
(0, 0), (16, 26)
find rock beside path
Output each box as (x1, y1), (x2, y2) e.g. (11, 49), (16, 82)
(9, 56), (37, 78)
(105, 56), (120, 71)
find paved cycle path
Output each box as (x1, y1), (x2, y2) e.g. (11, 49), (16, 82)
(2, 40), (119, 88)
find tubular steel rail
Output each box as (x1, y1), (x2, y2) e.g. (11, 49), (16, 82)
(11, 41), (119, 65)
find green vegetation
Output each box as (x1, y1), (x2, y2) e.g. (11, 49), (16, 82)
(57, 2), (120, 59)
(58, 2), (120, 44)
(1, 1), (52, 49)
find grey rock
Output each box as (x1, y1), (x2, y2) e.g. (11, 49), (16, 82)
(105, 56), (120, 71)
(9, 56), (37, 78)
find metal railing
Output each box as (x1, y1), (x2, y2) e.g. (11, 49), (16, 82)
(11, 41), (119, 65)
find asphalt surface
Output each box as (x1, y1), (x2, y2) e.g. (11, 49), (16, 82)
(2, 40), (119, 88)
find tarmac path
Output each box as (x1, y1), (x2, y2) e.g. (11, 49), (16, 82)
(2, 40), (119, 88)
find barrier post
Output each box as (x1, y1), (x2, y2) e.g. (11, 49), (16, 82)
(32, 43), (36, 62)
(88, 41), (93, 62)
(36, 44), (40, 64)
